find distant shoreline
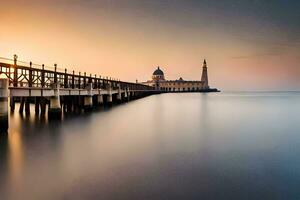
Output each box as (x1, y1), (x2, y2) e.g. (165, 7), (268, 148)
(160, 88), (220, 93)
(219, 91), (300, 93)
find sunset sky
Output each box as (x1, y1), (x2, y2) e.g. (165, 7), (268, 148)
(0, 0), (299, 90)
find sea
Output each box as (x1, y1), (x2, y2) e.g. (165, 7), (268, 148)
(0, 92), (300, 200)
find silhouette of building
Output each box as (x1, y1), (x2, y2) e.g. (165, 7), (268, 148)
(141, 59), (214, 92)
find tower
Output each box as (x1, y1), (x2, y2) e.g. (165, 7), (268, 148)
(201, 59), (209, 89)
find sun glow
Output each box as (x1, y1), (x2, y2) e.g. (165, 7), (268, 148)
(0, 1), (299, 90)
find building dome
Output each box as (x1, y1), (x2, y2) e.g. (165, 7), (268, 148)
(152, 66), (165, 84)
(153, 67), (164, 76)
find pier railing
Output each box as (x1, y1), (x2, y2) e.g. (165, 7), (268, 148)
(0, 55), (154, 91)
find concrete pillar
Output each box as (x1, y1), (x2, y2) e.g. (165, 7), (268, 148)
(117, 84), (122, 103)
(35, 97), (40, 115)
(40, 97), (47, 116)
(72, 96), (77, 113)
(97, 95), (103, 105)
(124, 88), (128, 99)
(126, 87), (130, 101)
(107, 82), (113, 106)
(25, 97), (30, 116)
(77, 97), (81, 112)
(19, 97), (25, 114)
(84, 83), (93, 111)
(48, 83), (61, 118)
(84, 96), (93, 111)
(62, 97), (67, 113)
(0, 79), (9, 132)
(10, 97), (15, 112)
(66, 97), (73, 113)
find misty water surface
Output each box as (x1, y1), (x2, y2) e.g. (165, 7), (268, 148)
(1, 92), (300, 200)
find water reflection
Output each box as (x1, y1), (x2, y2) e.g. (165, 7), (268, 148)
(8, 130), (24, 185)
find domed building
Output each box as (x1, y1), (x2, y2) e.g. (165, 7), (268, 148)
(141, 60), (217, 92)
(152, 67), (165, 81)
(151, 67), (165, 90)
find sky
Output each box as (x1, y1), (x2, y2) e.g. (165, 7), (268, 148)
(0, 0), (299, 90)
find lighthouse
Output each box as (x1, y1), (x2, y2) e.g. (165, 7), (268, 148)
(201, 59), (209, 89)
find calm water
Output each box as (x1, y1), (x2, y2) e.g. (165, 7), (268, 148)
(1, 92), (300, 200)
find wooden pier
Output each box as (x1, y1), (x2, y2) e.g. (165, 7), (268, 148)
(0, 55), (156, 132)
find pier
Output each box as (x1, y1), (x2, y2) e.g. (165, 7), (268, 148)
(0, 55), (156, 132)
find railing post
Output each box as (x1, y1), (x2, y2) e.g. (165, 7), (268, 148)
(106, 76), (108, 88)
(99, 76), (101, 89)
(13, 54), (18, 87)
(64, 68), (68, 88)
(89, 73), (92, 84)
(13, 54), (18, 65)
(41, 64), (45, 88)
(78, 72), (81, 89)
(83, 72), (86, 88)
(29, 61), (33, 87)
(72, 70), (75, 89)
(54, 63), (57, 84)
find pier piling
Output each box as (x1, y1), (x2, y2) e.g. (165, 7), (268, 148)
(10, 97), (15, 112)
(126, 87), (130, 101)
(0, 79), (9, 132)
(19, 97), (25, 114)
(25, 98), (30, 116)
(48, 83), (61, 118)
(117, 84), (122, 103)
(35, 97), (40, 115)
(107, 83), (113, 106)
(40, 97), (47, 116)
(84, 83), (93, 111)
(97, 95), (103, 105)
